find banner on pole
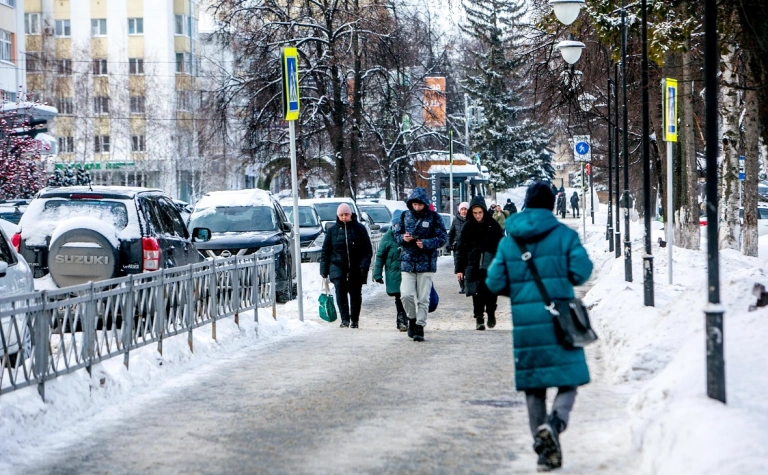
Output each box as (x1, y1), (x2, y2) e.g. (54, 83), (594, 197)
(424, 77), (446, 129)
(281, 47), (300, 121)
(663, 78), (678, 143)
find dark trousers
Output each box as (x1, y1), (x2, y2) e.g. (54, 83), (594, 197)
(572, 204), (579, 217)
(394, 294), (405, 314)
(471, 283), (497, 317)
(524, 386), (577, 439)
(332, 277), (363, 323)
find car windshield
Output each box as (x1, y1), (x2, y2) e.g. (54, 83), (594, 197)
(760, 208), (768, 219)
(360, 206), (391, 223)
(42, 200), (128, 229)
(189, 206), (278, 233)
(284, 206), (319, 227)
(0, 207), (23, 224)
(313, 202), (354, 222)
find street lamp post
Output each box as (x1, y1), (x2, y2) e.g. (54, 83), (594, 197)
(641, 0), (654, 305)
(620, 2), (632, 282)
(607, 76), (614, 252)
(614, 63), (621, 258)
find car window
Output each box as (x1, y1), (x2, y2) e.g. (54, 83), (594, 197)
(157, 197), (190, 238)
(760, 208), (768, 219)
(360, 206), (391, 223)
(285, 206), (319, 226)
(140, 197), (173, 236)
(313, 201), (357, 221)
(0, 230), (16, 265)
(188, 206), (278, 233)
(42, 199), (128, 230)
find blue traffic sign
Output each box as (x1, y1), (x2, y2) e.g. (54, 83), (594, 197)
(575, 142), (590, 155)
(573, 135), (591, 162)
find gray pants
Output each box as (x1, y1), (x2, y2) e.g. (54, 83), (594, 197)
(524, 386), (577, 438)
(400, 272), (434, 327)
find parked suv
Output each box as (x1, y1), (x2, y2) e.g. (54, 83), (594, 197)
(282, 201), (325, 262)
(303, 197), (378, 236)
(187, 189), (297, 303)
(14, 186), (211, 287)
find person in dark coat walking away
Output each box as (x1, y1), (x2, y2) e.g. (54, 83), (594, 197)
(570, 191), (580, 218)
(320, 203), (373, 328)
(455, 196), (504, 330)
(447, 201), (469, 294)
(556, 186), (567, 219)
(394, 187), (448, 342)
(373, 210), (407, 331)
(486, 183), (593, 472)
(503, 198), (518, 215)
(549, 183), (559, 207)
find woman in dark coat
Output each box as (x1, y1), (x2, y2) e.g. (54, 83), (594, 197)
(455, 196), (504, 330)
(447, 201), (469, 293)
(320, 203), (373, 328)
(486, 183), (593, 472)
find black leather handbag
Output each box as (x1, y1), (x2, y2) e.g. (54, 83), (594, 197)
(512, 237), (597, 349)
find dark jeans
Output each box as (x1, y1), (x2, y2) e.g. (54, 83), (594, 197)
(332, 277), (363, 323)
(471, 283), (497, 317)
(524, 386), (577, 439)
(572, 205), (579, 217)
(394, 294), (405, 314)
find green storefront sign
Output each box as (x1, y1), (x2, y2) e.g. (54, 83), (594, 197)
(55, 162), (135, 171)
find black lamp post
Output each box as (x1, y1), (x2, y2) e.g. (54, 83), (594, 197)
(614, 63), (621, 258)
(607, 75), (614, 252)
(620, 2), (632, 282)
(641, 0), (654, 305)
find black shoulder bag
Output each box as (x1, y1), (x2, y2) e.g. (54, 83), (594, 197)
(512, 237), (597, 349)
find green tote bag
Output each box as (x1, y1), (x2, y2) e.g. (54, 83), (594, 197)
(318, 278), (338, 322)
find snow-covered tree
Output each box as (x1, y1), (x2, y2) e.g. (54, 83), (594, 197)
(0, 109), (47, 200)
(461, 0), (554, 190)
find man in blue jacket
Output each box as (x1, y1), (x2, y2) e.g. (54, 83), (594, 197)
(394, 187), (448, 342)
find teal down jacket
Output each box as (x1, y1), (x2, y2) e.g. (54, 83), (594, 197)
(485, 208), (593, 391)
(373, 229), (402, 296)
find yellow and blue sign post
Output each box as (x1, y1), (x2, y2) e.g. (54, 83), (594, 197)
(663, 78), (678, 284)
(282, 46), (303, 321)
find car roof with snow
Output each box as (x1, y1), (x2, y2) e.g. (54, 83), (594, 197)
(193, 189), (274, 209)
(38, 185), (163, 199)
(302, 197), (356, 205)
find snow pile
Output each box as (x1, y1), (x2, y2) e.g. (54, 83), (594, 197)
(48, 217), (120, 249)
(194, 189), (273, 209)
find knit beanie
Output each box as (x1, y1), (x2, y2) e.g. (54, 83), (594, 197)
(336, 203), (352, 216)
(458, 202), (469, 211)
(524, 183), (556, 210)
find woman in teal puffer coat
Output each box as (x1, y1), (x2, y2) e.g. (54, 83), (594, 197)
(486, 183), (593, 473)
(373, 210), (407, 331)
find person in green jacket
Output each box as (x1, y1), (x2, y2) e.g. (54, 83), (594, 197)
(373, 210), (407, 331)
(485, 183), (593, 473)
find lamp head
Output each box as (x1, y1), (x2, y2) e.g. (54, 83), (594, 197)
(556, 39), (586, 65)
(549, 0), (586, 26)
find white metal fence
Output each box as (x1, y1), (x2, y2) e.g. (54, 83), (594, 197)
(0, 252), (277, 401)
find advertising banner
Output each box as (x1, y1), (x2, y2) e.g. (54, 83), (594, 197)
(424, 77), (446, 129)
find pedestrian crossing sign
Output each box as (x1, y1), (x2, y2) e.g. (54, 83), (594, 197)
(663, 78), (678, 143)
(282, 47), (300, 121)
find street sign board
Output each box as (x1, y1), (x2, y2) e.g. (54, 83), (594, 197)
(663, 78), (678, 143)
(281, 47), (300, 121)
(573, 135), (591, 162)
(739, 155), (745, 181)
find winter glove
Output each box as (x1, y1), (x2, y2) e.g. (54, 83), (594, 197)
(375, 278), (384, 284)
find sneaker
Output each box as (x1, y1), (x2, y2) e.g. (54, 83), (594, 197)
(536, 452), (554, 472)
(397, 312), (408, 332)
(350, 321), (359, 328)
(413, 324), (424, 342)
(340, 321), (350, 328)
(407, 319), (417, 338)
(536, 423), (562, 469)
(475, 316), (485, 331)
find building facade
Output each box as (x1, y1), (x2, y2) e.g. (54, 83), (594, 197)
(24, 0), (205, 201)
(0, 0), (26, 102)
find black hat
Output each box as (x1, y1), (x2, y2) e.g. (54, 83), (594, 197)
(524, 183), (556, 210)
(506, 198), (512, 203)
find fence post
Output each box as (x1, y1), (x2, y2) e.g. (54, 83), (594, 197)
(186, 264), (194, 353)
(253, 257), (259, 326)
(123, 275), (134, 370)
(34, 291), (49, 402)
(155, 270), (166, 356)
(210, 258), (218, 341)
(83, 282), (96, 377)
(233, 258), (240, 327)
(271, 259), (277, 320)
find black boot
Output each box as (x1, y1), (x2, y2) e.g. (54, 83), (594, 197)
(407, 318), (417, 338)
(486, 312), (496, 329)
(397, 312), (408, 332)
(475, 315), (485, 331)
(340, 320), (350, 328)
(413, 324), (424, 342)
(350, 320), (359, 328)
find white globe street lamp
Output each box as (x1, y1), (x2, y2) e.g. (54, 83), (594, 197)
(549, 0), (586, 26)
(555, 39), (586, 64)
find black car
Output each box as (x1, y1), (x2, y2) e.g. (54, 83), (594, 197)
(0, 200), (29, 225)
(283, 202), (324, 262)
(187, 189), (297, 303)
(16, 186), (210, 287)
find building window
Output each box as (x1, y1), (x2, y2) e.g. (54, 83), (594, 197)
(131, 135), (146, 152)
(55, 19), (71, 37)
(57, 59), (72, 75)
(25, 53), (41, 73)
(94, 135), (110, 153)
(58, 136), (74, 153)
(130, 96), (145, 114)
(0, 0), (16, 7)
(94, 96), (109, 115)
(128, 58), (144, 75)
(0, 30), (12, 62)
(91, 19), (107, 36)
(25, 13), (41, 35)
(1, 90), (16, 102)
(176, 91), (191, 111)
(176, 52), (193, 74)
(175, 15), (189, 36)
(92, 59), (108, 75)
(56, 97), (73, 115)
(128, 18), (143, 35)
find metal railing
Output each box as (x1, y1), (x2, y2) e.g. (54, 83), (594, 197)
(0, 252), (277, 401)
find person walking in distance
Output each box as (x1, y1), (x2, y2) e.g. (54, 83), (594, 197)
(373, 210), (407, 331)
(492, 203), (507, 227)
(556, 187), (567, 219)
(485, 183), (593, 472)
(320, 203), (373, 329)
(503, 198), (518, 215)
(447, 201), (469, 294)
(570, 191), (580, 218)
(455, 196), (504, 330)
(394, 187), (448, 342)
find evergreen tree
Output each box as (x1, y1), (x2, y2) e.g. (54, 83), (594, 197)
(461, 0), (554, 189)
(62, 164), (76, 186)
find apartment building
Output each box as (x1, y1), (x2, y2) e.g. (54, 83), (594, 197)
(0, 0), (25, 102)
(24, 0), (204, 201)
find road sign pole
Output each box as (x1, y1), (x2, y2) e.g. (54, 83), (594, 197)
(667, 140), (673, 284)
(450, 130), (454, 218)
(582, 162), (586, 243)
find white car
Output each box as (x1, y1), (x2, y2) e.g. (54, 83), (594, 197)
(739, 205), (768, 236)
(0, 221), (35, 367)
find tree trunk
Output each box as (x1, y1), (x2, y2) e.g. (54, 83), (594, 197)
(674, 45), (701, 250)
(718, 49), (741, 250)
(349, 10), (363, 199)
(742, 53), (760, 256)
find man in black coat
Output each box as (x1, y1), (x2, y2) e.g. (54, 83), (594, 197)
(447, 201), (469, 293)
(503, 198), (517, 215)
(320, 203), (373, 328)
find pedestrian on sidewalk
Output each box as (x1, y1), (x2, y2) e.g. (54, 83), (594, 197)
(485, 182), (593, 472)
(556, 187), (567, 219)
(373, 210), (408, 332)
(570, 191), (580, 218)
(320, 203), (373, 329)
(492, 203), (507, 227)
(455, 196), (504, 330)
(394, 187), (448, 342)
(447, 201), (469, 294)
(503, 198), (518, 215)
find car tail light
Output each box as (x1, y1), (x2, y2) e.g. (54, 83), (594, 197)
(142, 237), (161, 271)
(11, 232), (21, 252)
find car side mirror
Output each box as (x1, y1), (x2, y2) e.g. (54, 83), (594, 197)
(192, 227), (211, 242)
(0, 261), (7, 278)
(324, 221), (335, 232)
(281, 221), (293, 233)
(370, 224), (380, 231)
